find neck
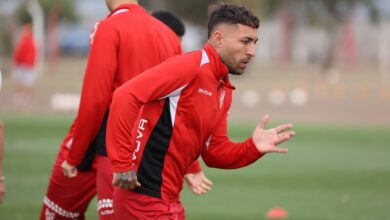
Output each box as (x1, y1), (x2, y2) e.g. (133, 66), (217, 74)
(207, 39), (224, 62)
(111, 0), (138, 11)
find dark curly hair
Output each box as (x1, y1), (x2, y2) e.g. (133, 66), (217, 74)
(152, 10), (185, 38)
(207, 3), (259, 38)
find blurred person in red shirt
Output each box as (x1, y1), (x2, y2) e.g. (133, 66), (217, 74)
(12, 21), (37, 105)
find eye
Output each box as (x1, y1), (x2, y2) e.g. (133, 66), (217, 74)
(241, 39), (250, 45)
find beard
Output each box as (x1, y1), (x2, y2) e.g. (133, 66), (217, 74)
(228, 65), (244, 75)
(220, 53), (243, 75)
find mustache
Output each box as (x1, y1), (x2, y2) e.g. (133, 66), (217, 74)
(240, 58), (251, 63)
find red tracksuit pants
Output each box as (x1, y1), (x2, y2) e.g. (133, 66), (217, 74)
(113, 188), (185, 220)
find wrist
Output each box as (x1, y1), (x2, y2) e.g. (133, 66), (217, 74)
(0, 176), (4, 182)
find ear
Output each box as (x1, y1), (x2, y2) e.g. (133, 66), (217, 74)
(210, 30), (223, 48)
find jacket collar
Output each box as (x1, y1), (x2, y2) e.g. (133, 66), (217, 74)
(203, 43), (235, 90)
(108, 4), (145, 17)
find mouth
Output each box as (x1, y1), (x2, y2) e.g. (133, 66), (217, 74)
(239, 60), (250, 69)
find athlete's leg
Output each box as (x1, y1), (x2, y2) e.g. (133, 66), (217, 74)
(96, 156), (114, 220)
(39, 150), (96, 220)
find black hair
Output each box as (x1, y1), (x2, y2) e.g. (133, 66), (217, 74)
(207, 3), (259, 38)
(152, 10), (185, 37)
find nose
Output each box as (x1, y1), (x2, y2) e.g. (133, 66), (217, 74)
(247, 43), (256, 57)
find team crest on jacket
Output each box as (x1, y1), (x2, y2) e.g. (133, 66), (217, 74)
(219, 90), (225, 108)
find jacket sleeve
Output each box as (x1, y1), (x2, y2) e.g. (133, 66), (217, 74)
(107, 54), (200, 172)
(201, 112), (264, 169)
(185, 160), (202, 174)
(66, 22), (118, 166)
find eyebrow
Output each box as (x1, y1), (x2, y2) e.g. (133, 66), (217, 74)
(243, 36), (258, 43)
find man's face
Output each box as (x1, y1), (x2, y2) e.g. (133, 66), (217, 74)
(217, 24), (258, 75)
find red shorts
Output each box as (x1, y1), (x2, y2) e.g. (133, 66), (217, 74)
(39, 148), (96, 220)
(40, 149), (116, 220)
(113, 188), (185, 220)
(96, 156), (115, 218)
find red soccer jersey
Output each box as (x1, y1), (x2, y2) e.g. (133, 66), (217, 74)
(13, 31), (36, 67)
(63, 4), (192, 171)
(107, 44), (264, 201)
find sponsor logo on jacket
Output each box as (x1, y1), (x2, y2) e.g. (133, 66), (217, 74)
(198, 88), (212, 96)
(132, 118), (148, 161)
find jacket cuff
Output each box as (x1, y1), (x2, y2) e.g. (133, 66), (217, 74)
(185, 160), (202, 174)
(66, 156), (80, 167)
(247, 137), (264, 159)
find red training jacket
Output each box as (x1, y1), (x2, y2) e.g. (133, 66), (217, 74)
(61, 4), (200, 173)
(107, 43), (264, 201)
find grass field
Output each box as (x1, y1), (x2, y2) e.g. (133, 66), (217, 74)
(0, 115), (389, 220)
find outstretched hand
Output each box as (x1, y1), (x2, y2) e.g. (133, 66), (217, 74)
(252, 115), (295, 154)
(185, 171), (213, 195)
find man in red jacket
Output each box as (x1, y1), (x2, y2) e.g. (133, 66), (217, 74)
(107, 3), (295, 219)
(40, 1), (211, 219)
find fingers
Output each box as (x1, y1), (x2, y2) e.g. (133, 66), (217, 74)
(67, 169), (77, 178)
(276, 131), (295, 145)
(258, 114), (269, 129)
(62, 167), (77, 178)
(200, 180), (212, 192)
(270, 147), (289, 153)
(116, 179), (140, 190)
(191, 186), (202, 195)
(274, 124), (293, 133)
(61, 160), (77, 178)
(191, 182), (212, 195)
(194, 177), (213, 195)
(203, 177), (213, 188)
(113, 171), (141, 190)
(186, 173), (214, 195)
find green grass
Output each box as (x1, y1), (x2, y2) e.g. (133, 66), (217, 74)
(0, 115), (389, 220)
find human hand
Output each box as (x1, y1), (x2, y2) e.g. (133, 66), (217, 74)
(185, 171), (213, 195)
(61, 160), (78, 178)
(252, 115), (295, 154)
(112, 169), (141, 190)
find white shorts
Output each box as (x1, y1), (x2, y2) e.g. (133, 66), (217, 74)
(12, 65), (37, 86)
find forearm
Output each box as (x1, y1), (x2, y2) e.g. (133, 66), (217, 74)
(107, 89), (143, 172)
(202, 137), (263, 169)
(67, 101), (108, 165)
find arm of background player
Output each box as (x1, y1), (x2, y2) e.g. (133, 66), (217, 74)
(66, 22), (118, 166)
(107, 53), (201, 173)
